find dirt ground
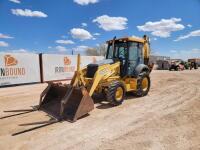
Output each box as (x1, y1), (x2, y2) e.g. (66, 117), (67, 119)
(0, 69), (200, 150)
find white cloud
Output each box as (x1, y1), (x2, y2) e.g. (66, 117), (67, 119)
(153, 38), (157, 41)
(9, 0), (20, 4)
(170, 48), (200, 60)
(48, 46), (52, 49)
(73, 45), (89, 52)
(0, 33), (14, 39)
(191, 48), (200, 53)
(12, 49), (28, 53)
(11, 9), (47, 18)
(74, 0), (98, 5)
(93, 15), (128, 31)
(55, 40), (74, 44)
(55, 46), (68, 52)
(0, 41), (9, 47)
(70, 28), (93, 40)
(187, 24), (192, 28)
(174, 29), (200, 41)
(170, 50), (177, 53)
(5, 48), (37, 53)
(137, 18), (185, 38)
(81, 23), (87, 27)
(93, 33), (100, 36)
(152, 51), (160, 56)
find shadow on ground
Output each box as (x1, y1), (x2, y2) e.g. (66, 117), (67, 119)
(93, 92), (139, 110)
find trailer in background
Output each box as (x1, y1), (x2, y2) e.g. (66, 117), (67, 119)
(149, 55), (170, 70)
(156, 60), (170, 70)
(188, 58), (200, 66)
(188, 58), (200, 69)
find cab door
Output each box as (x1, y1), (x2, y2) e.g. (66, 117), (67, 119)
(115, 43), (128, 77)
(127, 42), (143, 75)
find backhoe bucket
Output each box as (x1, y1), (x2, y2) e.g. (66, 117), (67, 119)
(39, 83), (94, 122)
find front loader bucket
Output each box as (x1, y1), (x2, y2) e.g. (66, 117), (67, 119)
(39, 83), (94, 122)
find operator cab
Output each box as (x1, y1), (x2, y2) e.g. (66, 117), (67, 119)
(106, 37), (145, 77)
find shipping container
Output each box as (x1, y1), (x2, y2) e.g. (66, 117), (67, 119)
(156, 60), (170, 70)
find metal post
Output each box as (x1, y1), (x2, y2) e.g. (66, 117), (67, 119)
(77, 54), (80, 72)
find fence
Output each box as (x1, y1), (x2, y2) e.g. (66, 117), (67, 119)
(0, 53), (41, 86)
(0, 53), (104, 87)
(41, 54), (104, 82)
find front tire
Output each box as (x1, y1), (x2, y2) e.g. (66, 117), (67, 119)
(136, 73), (150, 97)
(106, 81), (125, 106)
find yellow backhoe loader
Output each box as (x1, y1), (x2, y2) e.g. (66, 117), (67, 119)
(1, 35), (152, 136)
(39, 35), (151, 122)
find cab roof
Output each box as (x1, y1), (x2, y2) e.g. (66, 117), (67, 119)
(107, 37), (145, 44)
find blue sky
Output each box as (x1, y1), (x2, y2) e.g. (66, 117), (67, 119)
(0, 0), (200, 59)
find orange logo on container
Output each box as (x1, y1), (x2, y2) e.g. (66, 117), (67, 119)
(4, 55), (18, 66)
(64, 57), (71, 65)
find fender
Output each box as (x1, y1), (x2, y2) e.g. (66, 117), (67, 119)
(133, 64), (149, 77)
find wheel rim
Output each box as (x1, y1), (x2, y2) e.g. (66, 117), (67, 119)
(141, 77), (148, 91)
(115, 87), (123, 101)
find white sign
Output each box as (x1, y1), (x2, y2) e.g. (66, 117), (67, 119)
(0, 53), (41, 86)
(42, 54), (76, 82)
(42, 54), (104, 82)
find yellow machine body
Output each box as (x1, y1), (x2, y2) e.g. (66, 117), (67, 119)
(72, 60), (138, 96)
(39, 35), (151, 122)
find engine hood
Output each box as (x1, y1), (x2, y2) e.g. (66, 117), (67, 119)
(86, 59), (114, 78)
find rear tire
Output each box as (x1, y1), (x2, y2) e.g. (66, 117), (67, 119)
(106, 81), (125, 106)
(135, 72), (150, 97)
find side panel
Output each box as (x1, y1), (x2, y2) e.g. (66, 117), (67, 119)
(0, 52), (40, 86)
(42, 54), (77, 82)
(42, 54), (104, 82)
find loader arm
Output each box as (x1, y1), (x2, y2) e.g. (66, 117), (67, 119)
(70, 54), (87, 87)
(88, 61), (120, 96)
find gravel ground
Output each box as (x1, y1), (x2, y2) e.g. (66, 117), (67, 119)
(0, 69), (200, 150)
